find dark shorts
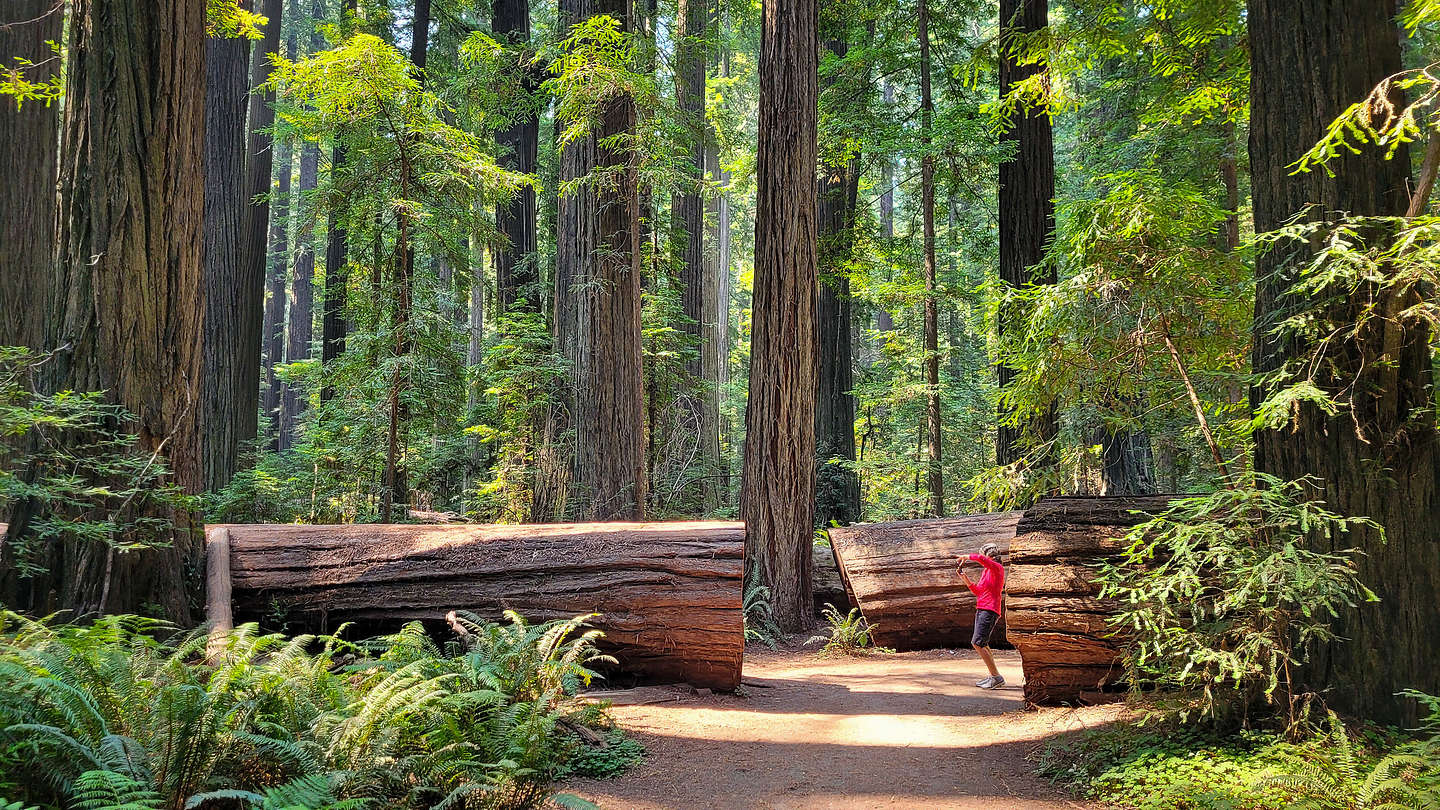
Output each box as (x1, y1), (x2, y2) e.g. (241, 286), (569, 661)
(972, 608), (999, 648)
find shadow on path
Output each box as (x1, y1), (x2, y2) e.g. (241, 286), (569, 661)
(563, 648), (1112, 809)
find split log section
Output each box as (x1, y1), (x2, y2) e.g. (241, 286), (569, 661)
(1005, 495), (1176, 705)
(207, 521), (744, 690)
(827, 511), (1023, 650)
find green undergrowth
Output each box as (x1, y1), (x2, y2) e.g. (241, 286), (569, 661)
(0, 609), (646, 810)
(556, 728), (647, 780)
(1037, 704), (1440, 810)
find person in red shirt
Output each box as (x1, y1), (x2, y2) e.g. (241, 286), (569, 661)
(956, 542), (1006, 689)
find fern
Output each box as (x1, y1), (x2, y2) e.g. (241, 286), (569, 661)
(71, 770), (163, 810)
(805, 604), (891, 657)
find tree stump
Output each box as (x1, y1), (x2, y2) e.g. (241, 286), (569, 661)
(209, 521), (745, 690)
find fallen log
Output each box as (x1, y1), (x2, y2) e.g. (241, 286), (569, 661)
(209, 521), (745, 691)
(1006, 495), (1178, 705)
(827, 511), (1024, 651)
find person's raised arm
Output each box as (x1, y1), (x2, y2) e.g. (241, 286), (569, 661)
(955, 557), (980, 594)
(970, 553), (1004, 577)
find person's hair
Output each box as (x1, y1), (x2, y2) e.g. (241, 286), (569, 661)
(980, 543), (1003, 564)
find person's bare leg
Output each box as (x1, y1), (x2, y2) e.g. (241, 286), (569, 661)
(975, 645), (1000, 679)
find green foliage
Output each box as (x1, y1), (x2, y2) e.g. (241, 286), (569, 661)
(0, 610), (624, 810)
(805, 604), (891, 657)
(1097, 477), (1379, 731)
(741, 565), (782, 648)
(555, 728), (645, 780)
(1037, 723), (1321, 810)
(1039, 701), (1440, 810)
(1264, 708), (1440, 810)
(0, 347), (193, 583)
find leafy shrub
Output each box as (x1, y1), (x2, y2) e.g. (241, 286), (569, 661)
(805, 604), (890, 657)
(0, 610), (628, 810)
(1096, 476), (1378, 732)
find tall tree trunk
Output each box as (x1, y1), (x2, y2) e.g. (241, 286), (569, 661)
(203, 28), (253, 490)
(280, 142), (319, 450)
(555, 0), (647, 521)
(320, 0), (356, 405)
(673, 0), (711, 509)
(0, 0), (60, 353)
(700, 0), (729, 511)
(815, 37), (859, 528)
(37, 0), (206, 620)
(996, 0), (1057, 469)
(242, 0), (285, 452)
(262, 141), (293, 451)
(874, 82), (896, 339)
(493, 0), (540, 315)
(1249, 0), (1440, 724)
(742, 0), (818, 631)
(1098, 423), (1158, 495)
(1219, 120), (1240, 251)
(378, 0), (431, 521)
(918, 0), (944, 516)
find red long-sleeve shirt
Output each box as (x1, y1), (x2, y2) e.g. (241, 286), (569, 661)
(965, 553), (1005, 613)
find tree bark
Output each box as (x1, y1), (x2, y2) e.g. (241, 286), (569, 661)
(320, 0), (357, 405)
(699, 0), (728, 512)
(556, 0), (647, 522)
(1249, 0), (1440, 724)
(672, 0), (711, 510)
(492, 0), (540, 315)
(0, 0), (61, 353)
(215, 521), (744, 689)
(280, 141), (320, 450)
(262, 140), (293, 451)
(815, 36), (860, 529)
(919, 0), (944, 516)
(996, 0), (1057, 469)
(1006, 495), (1176, 705)
(742, 0), (818, 631)
(38, 0), (207, 620)
(240, 0), (286, 454)
(828, 512), (1023, 650)
(203, 26), (253, 489)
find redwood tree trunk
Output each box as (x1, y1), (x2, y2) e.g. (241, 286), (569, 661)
(1249, 0), (1440, 724)
(919, 0), (944, 516)
(241, 0), (285, 454)
(493, 0), (540, 315)
(280, 142), (320, 450)
(673, 0), (711, 509)
(41, 0), (207, 620)
(203, 28), (253, 489)
(262, 141), (293, 451)
(742, 0), (818, 631)
(996, 0), (1057, 469)
(556, 0), (647, 521)
(815, 36), (860, 528)
(0, 0), (61, 354)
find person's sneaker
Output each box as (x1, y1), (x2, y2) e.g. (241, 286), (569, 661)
(982, 675), (1006, 690)
(975, 676), (997, 689)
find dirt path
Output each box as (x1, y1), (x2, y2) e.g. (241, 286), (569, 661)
(564, 647), (1119, 809)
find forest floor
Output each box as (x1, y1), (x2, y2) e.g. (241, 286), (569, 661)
(562, 646), (1123, 809)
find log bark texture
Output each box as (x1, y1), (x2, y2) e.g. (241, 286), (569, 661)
(827, 511), (1022, 650)
(217, 521), (744, 690)
(1006, 495), (1176, 705)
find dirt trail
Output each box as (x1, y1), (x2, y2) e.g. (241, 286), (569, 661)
(564, 647), (1120, 809)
